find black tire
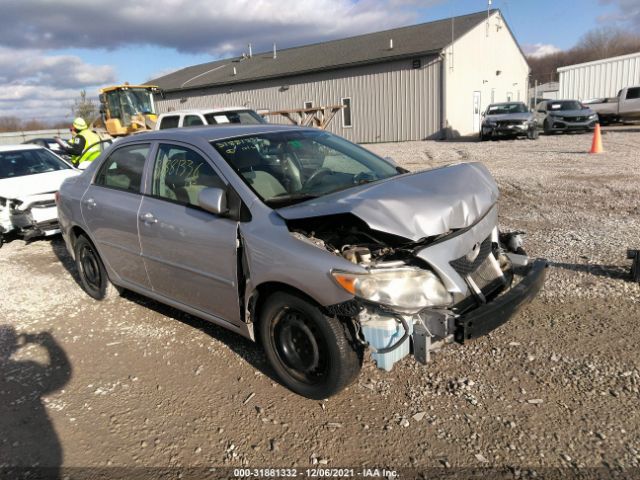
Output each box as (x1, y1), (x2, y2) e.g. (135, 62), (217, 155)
(527, 126), (539, 140)
(543, 119), (552, 135)
(259, 292), (363, 399)
(74, 235), (120, 300)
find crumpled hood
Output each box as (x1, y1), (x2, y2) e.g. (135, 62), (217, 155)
(485, 112), (533, 122)
(0, 169), (79, 200)
(277, 162), (499, 242)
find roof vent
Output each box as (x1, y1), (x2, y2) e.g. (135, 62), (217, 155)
(389, 38), (394, 50)
(233, 67), (237, 76)
(248, 43), (252, 58)
(273, 43), (277, 59)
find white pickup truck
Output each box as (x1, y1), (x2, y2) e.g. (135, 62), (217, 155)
(584, 86), (640, 124)
(155, 107), (266, 130)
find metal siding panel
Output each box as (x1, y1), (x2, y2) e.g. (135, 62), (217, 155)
(158, 57), (441, 143)
(557, 52), (640, 100)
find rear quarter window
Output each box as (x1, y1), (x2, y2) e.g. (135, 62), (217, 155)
(626, 88), (640, 100)
(158, 115), (180, 129)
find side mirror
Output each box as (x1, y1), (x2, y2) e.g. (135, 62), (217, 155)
(198, 187), (228, 215)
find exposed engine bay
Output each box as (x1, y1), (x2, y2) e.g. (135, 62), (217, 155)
(288, 213), (441, 266)
(287, 212), (537, 371)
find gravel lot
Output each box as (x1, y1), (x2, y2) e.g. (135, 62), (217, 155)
(1, 127), (639, 478)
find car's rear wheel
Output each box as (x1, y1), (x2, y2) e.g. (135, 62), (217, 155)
(74, 235), (120, 301)
(259, 292), (363, 399)
(543, 119), (552, 135)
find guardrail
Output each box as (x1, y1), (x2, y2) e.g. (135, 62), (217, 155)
(0, 129), (71, 145)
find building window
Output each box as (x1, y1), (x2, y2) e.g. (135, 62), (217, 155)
(304, 101), (314, 109)
(341, 97), (352, 128)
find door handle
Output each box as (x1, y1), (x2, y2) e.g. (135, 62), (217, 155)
(140, 212), (157, 224)
(83, 198), (96, 208)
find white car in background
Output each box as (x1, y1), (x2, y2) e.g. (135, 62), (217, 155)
(155, 107), (267, 130)
(0, 145), (80, 244)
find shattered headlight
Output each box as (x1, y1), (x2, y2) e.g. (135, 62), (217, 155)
(332, 267), (453, 310)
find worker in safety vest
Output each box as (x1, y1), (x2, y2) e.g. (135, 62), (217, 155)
(59, 118), (102, 165)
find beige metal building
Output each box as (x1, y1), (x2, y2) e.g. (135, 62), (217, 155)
(151, 9), (529, 142)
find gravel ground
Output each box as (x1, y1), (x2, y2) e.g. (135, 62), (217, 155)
(1, 127), (639, 478)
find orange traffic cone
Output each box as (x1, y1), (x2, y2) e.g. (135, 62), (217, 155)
(589, 123), (604, 154)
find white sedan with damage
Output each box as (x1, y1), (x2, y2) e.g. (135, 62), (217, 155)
(0, 145), (80, 243)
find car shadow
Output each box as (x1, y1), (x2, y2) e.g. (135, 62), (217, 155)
(0, 326), (71, 479)
(549, 261), (630, 280)
(49, 237), (278, 384)
(50, 235), (82, 287)
(121, 290), (280, 384)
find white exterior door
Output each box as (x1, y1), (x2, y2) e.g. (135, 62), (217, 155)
(472, 91), (482, 133)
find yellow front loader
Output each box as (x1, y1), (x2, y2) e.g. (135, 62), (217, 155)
(94, 84), (163, 137)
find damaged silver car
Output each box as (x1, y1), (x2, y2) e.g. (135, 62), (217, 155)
(57, 126), (546, 399)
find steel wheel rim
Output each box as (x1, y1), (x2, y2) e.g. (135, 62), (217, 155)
(272, 309), (329, 385)
(79, 245), (101, 291)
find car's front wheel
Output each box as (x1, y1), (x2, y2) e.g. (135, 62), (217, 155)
(74, 235), (121, 301)
(259, 292), (363, 399)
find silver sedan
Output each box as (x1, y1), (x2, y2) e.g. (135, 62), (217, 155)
(57, 125), (546, 398)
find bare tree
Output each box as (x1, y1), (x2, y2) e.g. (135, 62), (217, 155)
(0, 117), (22, 133)
(528, 26), (640, 84)
(71, 90), (97, 124)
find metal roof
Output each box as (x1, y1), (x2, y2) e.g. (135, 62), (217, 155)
(151, 10), (495, 93)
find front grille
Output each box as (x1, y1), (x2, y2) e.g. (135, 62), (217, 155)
(471, 254), (502, 290)
(449, 236), (492, 275)
(563, 116), (587, 122)
(31, 200), (56, 208)
(450, 236), (504, 296)
(496, 120), (524, 127)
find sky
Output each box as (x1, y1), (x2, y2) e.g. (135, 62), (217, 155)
(1, 0), (638, 123)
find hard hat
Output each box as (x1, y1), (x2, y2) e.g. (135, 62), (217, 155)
(73, 117), (88, 130)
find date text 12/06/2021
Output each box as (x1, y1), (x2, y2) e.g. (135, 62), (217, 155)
(233, 468), (399, 478)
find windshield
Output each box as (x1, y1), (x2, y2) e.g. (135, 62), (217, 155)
(548, 101), (583, 111)
(204, 110), (265, 125)
(212, 130), (399, 207)
(120, 88), (155, 115)
(0, 148), (71, 180)
(486, 103), (528, 115)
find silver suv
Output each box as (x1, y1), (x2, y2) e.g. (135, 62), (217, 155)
(57, 125), (546, 399)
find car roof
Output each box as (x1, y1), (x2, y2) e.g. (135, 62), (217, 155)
(0, 144), (44, 153)
(123, 124), (317, 143)
(159, 107), (255, 116)
(488, 101), (526, 107)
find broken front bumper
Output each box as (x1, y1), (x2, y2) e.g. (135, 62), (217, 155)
(354, 258), (547, 371)
(454, 259), (547, 343)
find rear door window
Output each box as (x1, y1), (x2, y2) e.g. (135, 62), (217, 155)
(158, 115), (180, 129)
(151, 144), (226, 208)
(183, 115), (204, 127)
(626, 87), (640, 100)
(95, 144), (149, 194)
